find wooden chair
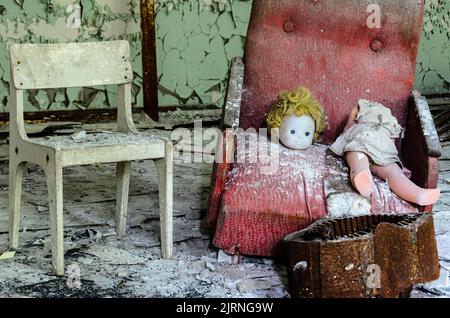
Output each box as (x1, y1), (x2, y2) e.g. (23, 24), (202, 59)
(8, 40), (173, 275)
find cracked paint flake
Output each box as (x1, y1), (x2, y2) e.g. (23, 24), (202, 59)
(155, 0), (251, 106)
(414, 0), (450, 95)
(0, 0), (252, 111)
(0, 0), (144, 112)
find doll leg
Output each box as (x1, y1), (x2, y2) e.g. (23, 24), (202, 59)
(345, 152), (373, 197)
(370, 164), (440, 206)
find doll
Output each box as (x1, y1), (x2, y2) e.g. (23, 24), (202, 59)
(329, 99), (440, 206)
(267, 86), (327, 150)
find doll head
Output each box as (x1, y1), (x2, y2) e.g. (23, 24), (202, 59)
(267, 86), (327, 150)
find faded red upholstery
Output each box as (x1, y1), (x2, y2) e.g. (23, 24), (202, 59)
(207, 0), (430, 257)
(240, 0), (424, 144)
(213, 133), (417, 256)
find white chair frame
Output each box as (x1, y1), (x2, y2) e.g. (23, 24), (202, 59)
(8, 41), (173, 275)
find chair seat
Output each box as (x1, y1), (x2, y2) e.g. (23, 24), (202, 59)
(30, 132), (166, 166)
(213, 132), (418, 257)
(32, 131), (164, 150)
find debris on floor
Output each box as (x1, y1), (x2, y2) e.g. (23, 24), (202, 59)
(0, 124), (288, 298)
(0, 123), (448, 298)
(0, 251), (16, 261)
(71, 130), (87, 141)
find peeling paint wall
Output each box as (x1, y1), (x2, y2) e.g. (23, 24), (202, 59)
(0, 0), (448, 113)
(0, 0), (143, 112)
(156, 0), (251, 107)
(0, 0), (251, 112)
(415, 0), (450, 95)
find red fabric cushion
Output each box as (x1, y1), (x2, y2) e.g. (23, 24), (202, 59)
(239, 0), (424, 145)
(213, 133), (418, 256)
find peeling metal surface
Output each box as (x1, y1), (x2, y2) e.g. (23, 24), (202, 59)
(285, 214), (440, 298)
(140, 0), (158, 120)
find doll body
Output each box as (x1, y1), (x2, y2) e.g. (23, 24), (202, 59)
(330, 99), (440, 206)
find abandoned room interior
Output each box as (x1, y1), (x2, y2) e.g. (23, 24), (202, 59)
(0, 0), (449, 300)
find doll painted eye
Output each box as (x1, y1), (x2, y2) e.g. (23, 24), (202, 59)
(290, 130), (296, 135)
(305, 132), (311, 137)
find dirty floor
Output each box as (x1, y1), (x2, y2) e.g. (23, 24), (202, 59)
(0, 115), (449, 298)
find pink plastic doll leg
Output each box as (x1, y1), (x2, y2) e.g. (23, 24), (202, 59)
(345, 151), (373, 197)
(370, 164), (440, 206)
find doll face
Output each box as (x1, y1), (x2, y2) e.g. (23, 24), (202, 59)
(279, 114), (315, 150)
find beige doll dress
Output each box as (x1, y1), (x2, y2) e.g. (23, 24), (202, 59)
(329, 99), (403, 166)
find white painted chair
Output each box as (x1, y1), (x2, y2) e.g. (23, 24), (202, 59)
(8, 41), (173, 276)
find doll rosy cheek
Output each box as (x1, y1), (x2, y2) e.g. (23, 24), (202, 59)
(279, 115), (316, 150)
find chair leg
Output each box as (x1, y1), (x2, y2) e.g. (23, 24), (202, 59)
(116, 161), (131, 237)
(155, 143), (173, 259)
(46, 164), (65, 276)
(9, 161), (24, 250)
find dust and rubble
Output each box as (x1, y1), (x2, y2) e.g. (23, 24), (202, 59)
(33, 131), (164, 150)
(0, 117), (449, 298)
(0, 117), (288, 298)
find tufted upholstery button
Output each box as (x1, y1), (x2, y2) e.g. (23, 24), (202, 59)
(283, 20), (295, 32)
(370, 39), (384, 52)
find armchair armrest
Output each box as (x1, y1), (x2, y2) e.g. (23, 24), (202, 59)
(402, 92), (442, 211)
(206, 58), (243, 228)
(410, 91), (442, 157)
(221, 57), (245, 130)
(206, 130), (236, 228)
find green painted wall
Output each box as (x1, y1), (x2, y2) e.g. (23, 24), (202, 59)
(0, 0), (448, 113)
(415, 0), (450, 95)
(0, 0), (251, 112)
(0, 0), (143, 112)
(155, 0), (252, 107)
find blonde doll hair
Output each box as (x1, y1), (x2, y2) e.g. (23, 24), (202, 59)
(267, 86), (327, 140)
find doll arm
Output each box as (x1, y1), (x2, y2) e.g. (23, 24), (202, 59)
(221, 57), (245, 129)
(343, 106), (359, 132)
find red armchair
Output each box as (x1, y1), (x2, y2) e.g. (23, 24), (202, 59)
(206, 0), (442, 257)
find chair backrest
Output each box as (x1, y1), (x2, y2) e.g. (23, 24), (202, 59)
(10, 40), (133, 90)
(239, 0), (424, 144)
(9, 41), (136, 137)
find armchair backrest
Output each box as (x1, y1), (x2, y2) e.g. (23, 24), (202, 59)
(9, 40), (135, 138)
(239, 0), (424, 144)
